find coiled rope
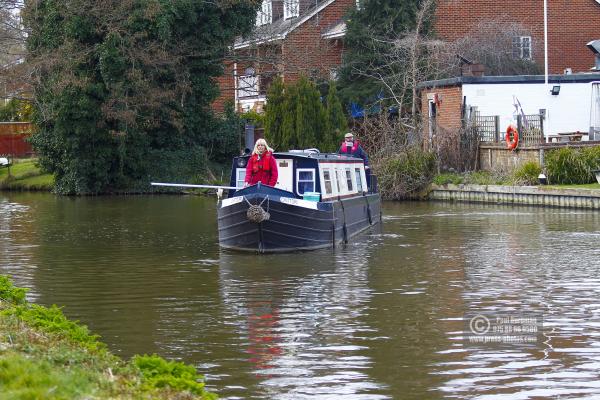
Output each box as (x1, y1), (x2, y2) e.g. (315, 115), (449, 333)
(245, 195), (270, 223)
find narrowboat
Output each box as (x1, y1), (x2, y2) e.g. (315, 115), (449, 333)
(219, 149), (381, 252)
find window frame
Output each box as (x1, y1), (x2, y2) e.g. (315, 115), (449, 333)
(345, 168), (354, 192)
(355, 167), (363, 192)
(284, 0), (299, 19)
(236, 168), (246, 188)
(296, 168), (316, 196)
(255, 0), (272, 26)
(513, 36), (532, 60)
(334, 169), (343, 194)
(238, 74), (259, 98)
(322, 168), (333, 195)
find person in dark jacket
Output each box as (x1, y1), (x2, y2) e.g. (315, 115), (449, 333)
(338, 132), (369, 167)
(245, 138), (278, 187)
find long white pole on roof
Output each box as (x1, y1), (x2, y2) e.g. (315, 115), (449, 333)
(151, 182), (238, 190)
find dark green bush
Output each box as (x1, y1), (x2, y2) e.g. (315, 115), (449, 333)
(0, 276), (27, 305)
(512, 161), (542, 185)
(582, 145), (600, 173)
(133, 355), (216, 398)
(377, 149), (436, 199)
(545, 147), (597, 184)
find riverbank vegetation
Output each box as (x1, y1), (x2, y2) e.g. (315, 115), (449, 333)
(0, 275), (216, 399)
(0, 158), (54, 191)
(21, 0), (258, 195)
(544, 146), (600, 185)
(433, 161), (543, 187)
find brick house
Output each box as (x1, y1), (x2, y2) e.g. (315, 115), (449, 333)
(417, 0), (600, 154)
(434, 0), (600, 75)
(215, 0), (600, 114)
(213, 0), (355, 113)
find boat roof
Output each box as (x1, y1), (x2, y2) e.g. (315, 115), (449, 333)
(272, 151), (363, 162)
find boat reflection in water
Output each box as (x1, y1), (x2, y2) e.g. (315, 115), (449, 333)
(216, 224), (389, 399)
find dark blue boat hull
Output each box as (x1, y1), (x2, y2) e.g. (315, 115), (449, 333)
(217, 185), (381, 252)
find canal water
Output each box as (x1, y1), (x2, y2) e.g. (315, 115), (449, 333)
(2, 192), (600, 399)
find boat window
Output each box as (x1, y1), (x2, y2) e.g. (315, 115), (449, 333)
(355, 168), (363, 192)
(297, 169), (315, 195)
(236, 168), (246, 188)
(335, 169), (342, 194)
(323, 169), (333, 194)
(345, 168), (353, 191)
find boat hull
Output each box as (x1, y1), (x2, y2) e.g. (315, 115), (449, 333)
(218, 187), (381, 252)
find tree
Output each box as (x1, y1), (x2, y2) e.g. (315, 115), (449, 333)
(324, 81), (347, 152)
(22, 0), (258, 194)
(337, 0), (427, 109)
(264, 77), (285, 150)
(453, 18), (541, 76)
(0, 98), (31, 121)
(0, 1), (28, 104)
(264, 76), (334, 152)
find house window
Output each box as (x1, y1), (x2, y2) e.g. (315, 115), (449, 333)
(356, 0), (361, 10)
(323, 169), (333, 194)
(329, 68), (338, 81)
(238, 74), (259, 98)
(355, 168), (363, 192)
(513, 36), (532, 60)
(256, 0), (272, 26)
(296, 169), (315, 195)
(284, 0), (299, 19)
(345, 168), (353, 191)
(236, 168), (246, 188)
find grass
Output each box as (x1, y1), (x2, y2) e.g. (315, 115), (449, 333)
(545, 183), (600, 190)
(0, 158), (54, 191)
(0, 275), (217, 399)
(433, 170), (511, 186)
(433, 171), (600, 191)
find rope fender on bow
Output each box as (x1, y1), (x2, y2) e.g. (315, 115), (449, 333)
(244, 195), (270, 223)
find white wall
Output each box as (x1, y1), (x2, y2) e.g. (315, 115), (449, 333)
(462, 82), (596, 136)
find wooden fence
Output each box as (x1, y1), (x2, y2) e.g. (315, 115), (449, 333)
(470, 113), (544, 145)
(0, 122), (34, 157)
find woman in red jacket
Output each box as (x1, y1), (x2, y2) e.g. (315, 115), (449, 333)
(245, 139), (278, 187)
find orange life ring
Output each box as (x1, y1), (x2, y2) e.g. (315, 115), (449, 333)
(506, 125), (519, 150)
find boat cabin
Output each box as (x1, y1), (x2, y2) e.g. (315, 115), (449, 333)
(229, 150), (371, 201)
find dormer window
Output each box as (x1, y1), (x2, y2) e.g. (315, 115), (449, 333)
(256, 0), (272, 26)
(284, 0), (299, 19)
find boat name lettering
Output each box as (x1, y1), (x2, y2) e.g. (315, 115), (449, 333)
(221, 197), (244, 208)
(279, 197), (318, 210)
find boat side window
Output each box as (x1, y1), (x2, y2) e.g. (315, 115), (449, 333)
(355, 167), (363, 192)
(335, 169), (342, 194)
(296, 168), (315, 195)
(323, 169), (333, 194)
(236, 168), (246, 188)
(345, 168), (353, 191)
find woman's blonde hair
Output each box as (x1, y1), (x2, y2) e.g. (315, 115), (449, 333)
(252, 138), (274, 155)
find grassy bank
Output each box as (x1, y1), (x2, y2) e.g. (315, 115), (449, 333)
(433, 171), (600, 191)
(0, 275), (216, 399)
(0, 159), (54, 191)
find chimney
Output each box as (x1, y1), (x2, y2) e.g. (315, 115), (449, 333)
(587, 39), (600, 71)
